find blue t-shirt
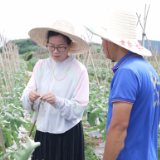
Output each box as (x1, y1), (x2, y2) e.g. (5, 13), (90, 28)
(106, 52), (160, 160)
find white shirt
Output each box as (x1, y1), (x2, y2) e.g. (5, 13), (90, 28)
(21, 56), (89, 133)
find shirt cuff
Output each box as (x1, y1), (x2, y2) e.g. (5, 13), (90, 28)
(28, 99), (33, 106)
(26, 92), (34, 111)
(51, 96), (61, 109)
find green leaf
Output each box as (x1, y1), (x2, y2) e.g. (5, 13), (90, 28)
(91, 108), (102, 114)
(0, 151), (13, 160)
(88, 113), (97, 126)
(14, 137), (40, 160)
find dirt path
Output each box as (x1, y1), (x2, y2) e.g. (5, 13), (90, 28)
(84, 122), (105, 159)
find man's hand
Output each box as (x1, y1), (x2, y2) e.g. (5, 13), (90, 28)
(40, 92), (56, 104)
(29, 90), (40, 102)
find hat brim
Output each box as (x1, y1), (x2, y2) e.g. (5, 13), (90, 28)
(85, 26), (152, 56)
(28, 27), (89, 54)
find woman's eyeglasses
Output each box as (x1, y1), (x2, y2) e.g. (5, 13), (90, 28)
(48, 45), (67, 52)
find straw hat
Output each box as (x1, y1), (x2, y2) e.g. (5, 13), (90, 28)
(85, 9), (152, 56)
(28, 20), (89, 54)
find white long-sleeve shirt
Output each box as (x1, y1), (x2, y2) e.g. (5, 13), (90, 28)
(21, 56), (89, 133)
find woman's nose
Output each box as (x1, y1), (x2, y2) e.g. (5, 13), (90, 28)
(53, 48), (59, 53)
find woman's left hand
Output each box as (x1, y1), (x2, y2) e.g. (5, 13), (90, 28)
(40, 92), (56, 104)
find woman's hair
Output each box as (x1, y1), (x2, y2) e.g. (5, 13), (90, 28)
(47, 31), (72, 45)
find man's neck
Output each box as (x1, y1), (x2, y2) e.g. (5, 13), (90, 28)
(113, 47), (129, 62)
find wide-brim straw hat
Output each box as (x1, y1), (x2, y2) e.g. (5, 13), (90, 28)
(85, 9), (152, 56)
(28, 20), (89, 54)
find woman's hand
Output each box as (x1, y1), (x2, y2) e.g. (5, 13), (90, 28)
(40, 92), (56, 104)
(29, 90), (40, 102)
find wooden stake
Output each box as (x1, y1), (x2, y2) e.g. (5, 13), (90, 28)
(89, 51), (100, 85)
(0, 128), (8, 160)
(0, 54), (11, 92)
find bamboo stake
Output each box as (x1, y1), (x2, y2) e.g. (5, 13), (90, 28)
(89, 52), (100, 85)
(0, 128), (8, 160)
(9, 43), (16, 74)
(85, 29), (101, 85)
(136, 11), (159, 71)
(145, 37), (160, 75)
(141, 4), (146, 46)
(81, 35), (89, 67)
(0, 54), (11, 92)
(85, 29), (93, 66)
(136, 4), (150, 46)
(4, 52), (13, 90)
(14, 45), (20, 69)
(3, 46), (14, 88)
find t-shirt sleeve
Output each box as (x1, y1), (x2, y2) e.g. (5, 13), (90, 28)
(111, 68), (139, 104)
(20, 60), (40, 111)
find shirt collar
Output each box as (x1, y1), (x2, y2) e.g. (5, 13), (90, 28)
(112, 52), (139, 72)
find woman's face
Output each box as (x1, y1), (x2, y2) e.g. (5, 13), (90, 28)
(48, 35), (71, 62)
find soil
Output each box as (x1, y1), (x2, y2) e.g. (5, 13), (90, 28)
(83, 122), (105, 158)
(94, 137), (103, 147)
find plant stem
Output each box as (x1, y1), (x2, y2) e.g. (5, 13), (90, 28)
(0, 127), (8, 160)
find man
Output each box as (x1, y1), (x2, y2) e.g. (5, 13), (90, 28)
(85, 8), (160, 160)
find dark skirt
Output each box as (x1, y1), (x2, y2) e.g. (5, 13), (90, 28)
(31, 121), (85, 160)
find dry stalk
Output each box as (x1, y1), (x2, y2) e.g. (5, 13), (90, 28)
(0, 54), (11, 92)
(0, 128), (8, 160)
(3, 46), (14, 87)
(0, 34), (20, 95)
(89, 50), (100, 85)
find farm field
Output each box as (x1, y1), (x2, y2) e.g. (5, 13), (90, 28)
(0, 37), (160, 160)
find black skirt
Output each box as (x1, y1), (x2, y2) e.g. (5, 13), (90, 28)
(31, 121), (85, 160)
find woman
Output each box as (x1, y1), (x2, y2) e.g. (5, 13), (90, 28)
(21, 20), (89, 160)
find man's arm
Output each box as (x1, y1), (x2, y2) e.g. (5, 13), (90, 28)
(103, 102), (133, 160)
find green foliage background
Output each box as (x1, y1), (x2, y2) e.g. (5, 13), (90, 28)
(0, 60), (40, 160)
(11, 39), (43, 54)
(1, 38), (160, 159)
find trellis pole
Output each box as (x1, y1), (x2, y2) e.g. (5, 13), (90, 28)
(136, 4), (160, 74)
(0, 128), (8, 160)
(137, 4), (150, 46)
(85, 28), (100, 85)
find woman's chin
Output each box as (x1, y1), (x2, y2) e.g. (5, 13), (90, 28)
(52, 56), (61, 62)
(52, 56), (69, 62)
